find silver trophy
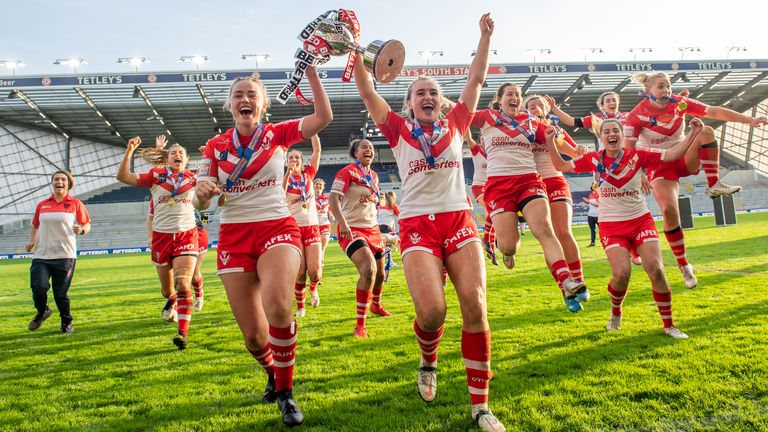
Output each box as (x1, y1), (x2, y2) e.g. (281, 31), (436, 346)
(313, 16), (405, 83)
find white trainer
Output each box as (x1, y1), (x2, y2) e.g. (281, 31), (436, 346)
(296, 308), (306, 318)
(193, 296), (204, 312)
(561, 277), (586, 299)
(679, 264), (698, 289)
(502, 254), (515, 270)
(310, 290), (320, 308)
(417, 362), (437, 402)
(161, 308), (177, 322)
(473, 407), (506, 432)
(606, 315), (622, 331)
(708, 180), (741, 198)
(664, 326), (689, 339)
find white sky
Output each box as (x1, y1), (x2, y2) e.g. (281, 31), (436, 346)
(2, 0), (764, 75)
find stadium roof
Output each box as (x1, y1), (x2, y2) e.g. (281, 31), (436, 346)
(1, 59), (767, 152)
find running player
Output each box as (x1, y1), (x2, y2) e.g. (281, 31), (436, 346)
(284, 135), (322, 318)
(471, 82), (586, 313)
(193, 66), (332, 427)
(117, 136), (198, 350)
(313, 178), (333, 307)
(526, 95), (591, 301)
(329, 138), (391, 338)
(624, 72), (767, 288)
(546, 117), (705, 339)
(353, 13), (505, 432)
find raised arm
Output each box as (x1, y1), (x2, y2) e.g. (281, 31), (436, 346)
(705, 106), (767, 127)
(663, 118), (703, 162)
(116, 137), (142, 186)
(353, 55), (391, 125)
(459, 13), (494, 112)
(544, 126), (575, 172)
(300, 66), (333, 140)
(309, 135), (321, 172)
(544, 95), (576, 127)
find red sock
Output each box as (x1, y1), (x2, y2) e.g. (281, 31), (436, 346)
(664, 226), (688, 266)
(568, 260), (584, 283)
(653, 290), (674, 328)
(176, 294), (193, 336)
(550, 260), (570, 295)
(483, 218), (495, 251)
(192, 276), (204, 299)
(294, 282), (306, 310)
(164, 292), (177, 310)
(247, 343), (275, 377)
(699, 142), (720, 188)
(607, 284), (627, 317)
(356, 289), (372, 327)
(269, 322), (297, 392)
(414, 321), (443, 367)
(371, 285), (384, 306)
(309, 279), (319, 293)
(461, 330), (492, 406)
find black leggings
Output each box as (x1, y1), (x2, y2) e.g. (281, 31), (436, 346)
(30, 258), (76, 325)
(587, 216), (598, 244)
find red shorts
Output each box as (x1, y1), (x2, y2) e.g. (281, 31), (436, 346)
(197, 227), (209, 253)
(470, 184), (485, 202)
(318, 224), (331, 236)
(298, 225), (321, 247)
(399, 210), (480, 261)
(599, 213), (660, 253)
(542, 176), (572, 203)
(216, 217), (302, 274)
(151, 227), (198, 266)
(647, 157), (697, 183)
(484, 173), (547, 217)
(338, 225), (385, 256)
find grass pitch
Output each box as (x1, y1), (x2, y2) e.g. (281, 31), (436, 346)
(1, 213), (767, 431)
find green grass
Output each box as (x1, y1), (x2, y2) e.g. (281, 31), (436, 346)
(1, 213), (767, 432)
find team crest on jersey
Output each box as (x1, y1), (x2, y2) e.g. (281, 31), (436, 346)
(409, 233), (422, 244)
(158, 173), (167, 183)
(488, 200), (497, 209)
(63, 203), (71, 209)
(154, 251), (160, 261)
(219, 250), (231, 265)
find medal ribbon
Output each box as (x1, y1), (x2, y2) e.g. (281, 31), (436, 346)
(495, 110), (535, 143)
(165, 168), (185, 198)
(354, 161), (379, 199)
(595, 148), (624, 187)
(411, 120), (445, 169)
(289, 172), (308, 203)
(225, 125), (266, 192)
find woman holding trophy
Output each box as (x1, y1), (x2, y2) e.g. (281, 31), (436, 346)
(194, 65), (332, 427)
(353, 13), (506, 432)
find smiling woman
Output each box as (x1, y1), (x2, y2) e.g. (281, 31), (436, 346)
(115, 135), (199, 351)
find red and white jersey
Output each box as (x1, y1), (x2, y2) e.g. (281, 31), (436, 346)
(472, 110), (547, 177)
(377, 202), (400, 228)
(198, 122), (304, 224)
(624, 97), (708, 151)
(330, 163), (380, 228)
(377, 101), (473, 219)
(32, 194), (90, 260)
(533, 120), (577, 179)
(136, 167), (196, 233)
(569, 147), (666, 222)
(286, 165), (319, 227)
(315, 193), (331, 226)
(470, 143), (488, 186)
(579, 112), (627, 130)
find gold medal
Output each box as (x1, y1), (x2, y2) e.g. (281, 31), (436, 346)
(217, 194), (227, 207)
(302, 202), (308, 209)
(167, 198), (176, 207)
